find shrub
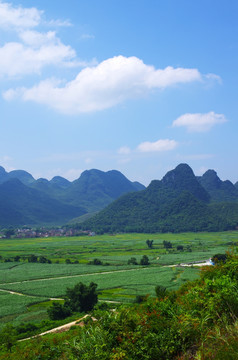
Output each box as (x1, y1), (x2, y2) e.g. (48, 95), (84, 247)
(47, 302), (72, 320)
(65, 282), (98, 313)
(140, 255), (149, 265)
(128, 257), (138, 265)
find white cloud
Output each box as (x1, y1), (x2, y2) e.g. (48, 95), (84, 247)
(137, 139), (178, 152)
(118, 146), (131, 155)
(0, 2), (42, 29)
(172, 111), (227, 132)
(0, 31), (77, 77)
(4, 55), (203, 113)
(0, 3), (92, 77)
(19, 30), (58, 47)
(0, 2), (71, 30)
(205, 73), (222, 84)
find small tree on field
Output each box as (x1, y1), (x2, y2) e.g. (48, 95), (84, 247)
(146, 240), (153, 249)
(176, 245), (184, 251)
(163, 240), (172, 249)
(128, 257), (138, 265)
(65, 282), (98, 313)
(88, 258), (102, 265)
(47, 302), (72, 320)
(28, 254), (38, 263)
(140, 255), (150, 266)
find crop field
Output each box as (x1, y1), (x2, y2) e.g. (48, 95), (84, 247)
(0, 231), (237, 329)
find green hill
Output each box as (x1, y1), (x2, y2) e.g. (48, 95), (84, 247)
(57, 169), (146, 212)
(0, 179), (85, 226)
(197, 169), (238, 202)
(0, 167), (145, 227)
(80, 164), (238, 233)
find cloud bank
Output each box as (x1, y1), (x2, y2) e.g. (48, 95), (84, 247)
(4, 55), (202, 113)
(172, 111), (227, 132)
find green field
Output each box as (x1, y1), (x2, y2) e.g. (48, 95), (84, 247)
(0, 231), (237, 330)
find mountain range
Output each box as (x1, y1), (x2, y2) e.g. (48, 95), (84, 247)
(0, 166), (145, 227)
(0, 163), (238, 232)
(79, 164), (238, 233)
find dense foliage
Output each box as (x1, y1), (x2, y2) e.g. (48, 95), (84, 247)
(80, 165), (238, 233)
(1, 252), (238, 359)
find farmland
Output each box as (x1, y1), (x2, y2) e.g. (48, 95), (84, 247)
(0, 231), (237, 330)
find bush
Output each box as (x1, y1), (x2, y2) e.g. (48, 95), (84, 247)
(155, 285), (168, 299)
(65, 282), (98, 313)
(47, 302), (72, 320)
(140, 255), (149, 265)
(88, 258), (102, 265)
(28, 254), (38, 263)
(163, 240), (172, 249)
(128, 257), (138, 265)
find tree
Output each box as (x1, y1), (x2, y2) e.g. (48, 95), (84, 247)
(47, 302), (71, 320)
(89, 258), (102, 265)
(163, 240), (172, 249)
(146, 239), (153, 249)
(212, 253), (227, 264)
(28, 254), (38, 263)
(128, 257), (138, 265)
(39, 256), (48, 263)
(14, 255), (20, 262)
(140, 255), (150, 266)
(177, 245), (184, 251)
(65, 282), (98, 313)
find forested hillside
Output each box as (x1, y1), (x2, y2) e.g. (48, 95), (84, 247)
(80, 164), (238, 233)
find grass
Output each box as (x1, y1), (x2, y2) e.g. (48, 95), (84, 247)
(0, 291), (48, 323)
(0, 231), (237, 330)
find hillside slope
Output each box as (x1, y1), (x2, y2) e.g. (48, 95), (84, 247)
(81, 164), (238, 233)
(0, 179), (85, 226)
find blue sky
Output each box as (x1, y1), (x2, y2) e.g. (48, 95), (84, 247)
(0, 0), (237, 185)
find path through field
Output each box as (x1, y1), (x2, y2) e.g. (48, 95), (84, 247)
(0, 260), (211, 295)
(0, 266), (153, 287)
(19, 314), (96, 342)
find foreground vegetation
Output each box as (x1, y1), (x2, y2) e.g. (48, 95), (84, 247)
(1, 251), (238, 359)
(0, 231), (237, 332)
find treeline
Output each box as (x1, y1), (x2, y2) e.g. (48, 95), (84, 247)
(0, 254), (52, 263)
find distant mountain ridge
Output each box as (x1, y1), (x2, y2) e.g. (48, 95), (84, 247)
(197, 169), (238, 203)
(80, 164), (238, 233)
(0, 164), (237, 230)
(0, 167), (145, 227)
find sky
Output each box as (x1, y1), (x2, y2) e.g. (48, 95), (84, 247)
(0, 0), (238, 186)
